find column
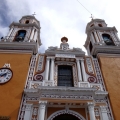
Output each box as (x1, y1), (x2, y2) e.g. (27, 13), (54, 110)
(30, 28), (34, 40)
(45, 57), (50, 80)
(100, 106), (109, 120)
(94, 31), (99, 42)
(91, 33), (95, 43)
(33, 30), (38, 42)
(24, 104), (33, 120)
(50, 57), (55, 80)
(7, 28), (14, 37)
(76, 59), (82, 82)
(81, 59), (87, 82)
(87, 102), (96, 120)
(38, 101), (47, 120)
(7, 27), (14, 40)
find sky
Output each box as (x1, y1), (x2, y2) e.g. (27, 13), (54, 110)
(0, 0), (120, 53)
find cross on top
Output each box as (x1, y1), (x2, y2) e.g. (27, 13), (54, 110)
(32, 12), (36, 16)
(90, 14), (94, 20)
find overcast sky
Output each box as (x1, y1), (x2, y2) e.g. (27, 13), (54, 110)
(0, 0), (120, 53)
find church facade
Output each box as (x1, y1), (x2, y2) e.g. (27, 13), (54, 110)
(0, 15), (119, 120)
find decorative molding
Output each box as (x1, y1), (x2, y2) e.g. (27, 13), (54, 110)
(31, 107), (38, 120)
(25, 55), (37, 88)
(78, 82), (90, 88)
(3, 63), (11, 68)
(29, 81), (43, 89)
(54, 64), (58, 86)
(43, 80), (54, 86)
(87, 102), (95, 111)
(54, 62), (78, 87)
(93, 58), (106, 91)
(84, 57), (96, 77)
(35, 55), (45, 73)
(55, 54), (75, 58)
(41, 94), (93, 100)
(47, 109), (86, 120)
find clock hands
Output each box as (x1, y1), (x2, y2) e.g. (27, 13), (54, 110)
(0, 72), (7, 78)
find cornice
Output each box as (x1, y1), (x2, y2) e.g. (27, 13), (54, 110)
(0, 42), (38, 54)
(9, 22), (40, 29)
(91, 45), (120, 56)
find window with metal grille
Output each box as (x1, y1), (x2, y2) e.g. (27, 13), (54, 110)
(58, 65), (73, 87)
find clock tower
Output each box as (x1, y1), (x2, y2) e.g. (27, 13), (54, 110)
(0, 15), (41, 120)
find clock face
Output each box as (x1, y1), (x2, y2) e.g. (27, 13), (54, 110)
(0, 68), (13, 84)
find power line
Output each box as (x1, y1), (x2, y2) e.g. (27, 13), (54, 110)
(76, 0), (93, 16)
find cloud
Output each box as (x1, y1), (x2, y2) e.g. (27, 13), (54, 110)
(0, 0), (120, 53)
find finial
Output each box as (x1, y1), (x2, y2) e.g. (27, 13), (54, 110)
(90, 14), (94, 21)
(3, 63), (11, 68)
(32, 12), (36, 16)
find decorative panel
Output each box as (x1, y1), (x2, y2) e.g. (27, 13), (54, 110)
(35, 55), (45, 74)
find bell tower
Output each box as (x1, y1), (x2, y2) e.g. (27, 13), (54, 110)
(84, 19), (120, 56)
(84, 19), (120, 119)
(0, 15), (41, 120)
(1, 15), (41, 54)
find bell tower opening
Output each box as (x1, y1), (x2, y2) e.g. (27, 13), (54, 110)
(58, 65), (73, 87)
(14, 30), (26, 42)
(102, 34), (115, 45)
(53, 114), (79, 120)
(89, 41), (93, 52)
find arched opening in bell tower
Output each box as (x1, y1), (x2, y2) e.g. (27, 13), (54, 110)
(58, 65), (73, 87)
(14, 30), (26, 42)
(53, 114), (80, 120)
(102, 34), (115, 45)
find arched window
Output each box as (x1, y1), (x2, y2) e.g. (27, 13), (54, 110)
(89, 41), (93, 52)
(58, 65), (73, 87)
(25, 20), (29, 24)
(90, 24), (94, 27)
(14, 30), (26, 42)
(98, 24), (102, 27)
(102, 34), (114, 45)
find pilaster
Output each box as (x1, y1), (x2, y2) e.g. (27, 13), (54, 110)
(76, 59), (82, 82)
(100, 106), (109, 120)
(24, 104), (33, 120)
(87, 102), (96, 120)
(50, 57), (55, 81)
(38, 101), (47, 120)
(81, 59), (87, 82)
(45, 57), (50, 80)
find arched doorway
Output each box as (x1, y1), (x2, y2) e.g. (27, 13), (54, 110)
(53, 114), (79, 120)
(47, 109), (86, 120)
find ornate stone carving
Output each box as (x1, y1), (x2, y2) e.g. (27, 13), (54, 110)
(41, 94), (93, 100)
(25, 97), (39, 101)
(54, 62), (78, 87)
(72, 64), (78, 87)
(31, 107), (39, 120)
(54, 64), (58, 86)
(24, 104), (33, 111)
(85, 57), (96, 76)
(93, 59), (106, 91)
(47, 109), (86, 120)
(25, 55), (37, 88)
(18, 95), (26, 120)
(90, 83), (103, 91)
(36, 55), (45, 73)
(30, 81), (43, 89)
